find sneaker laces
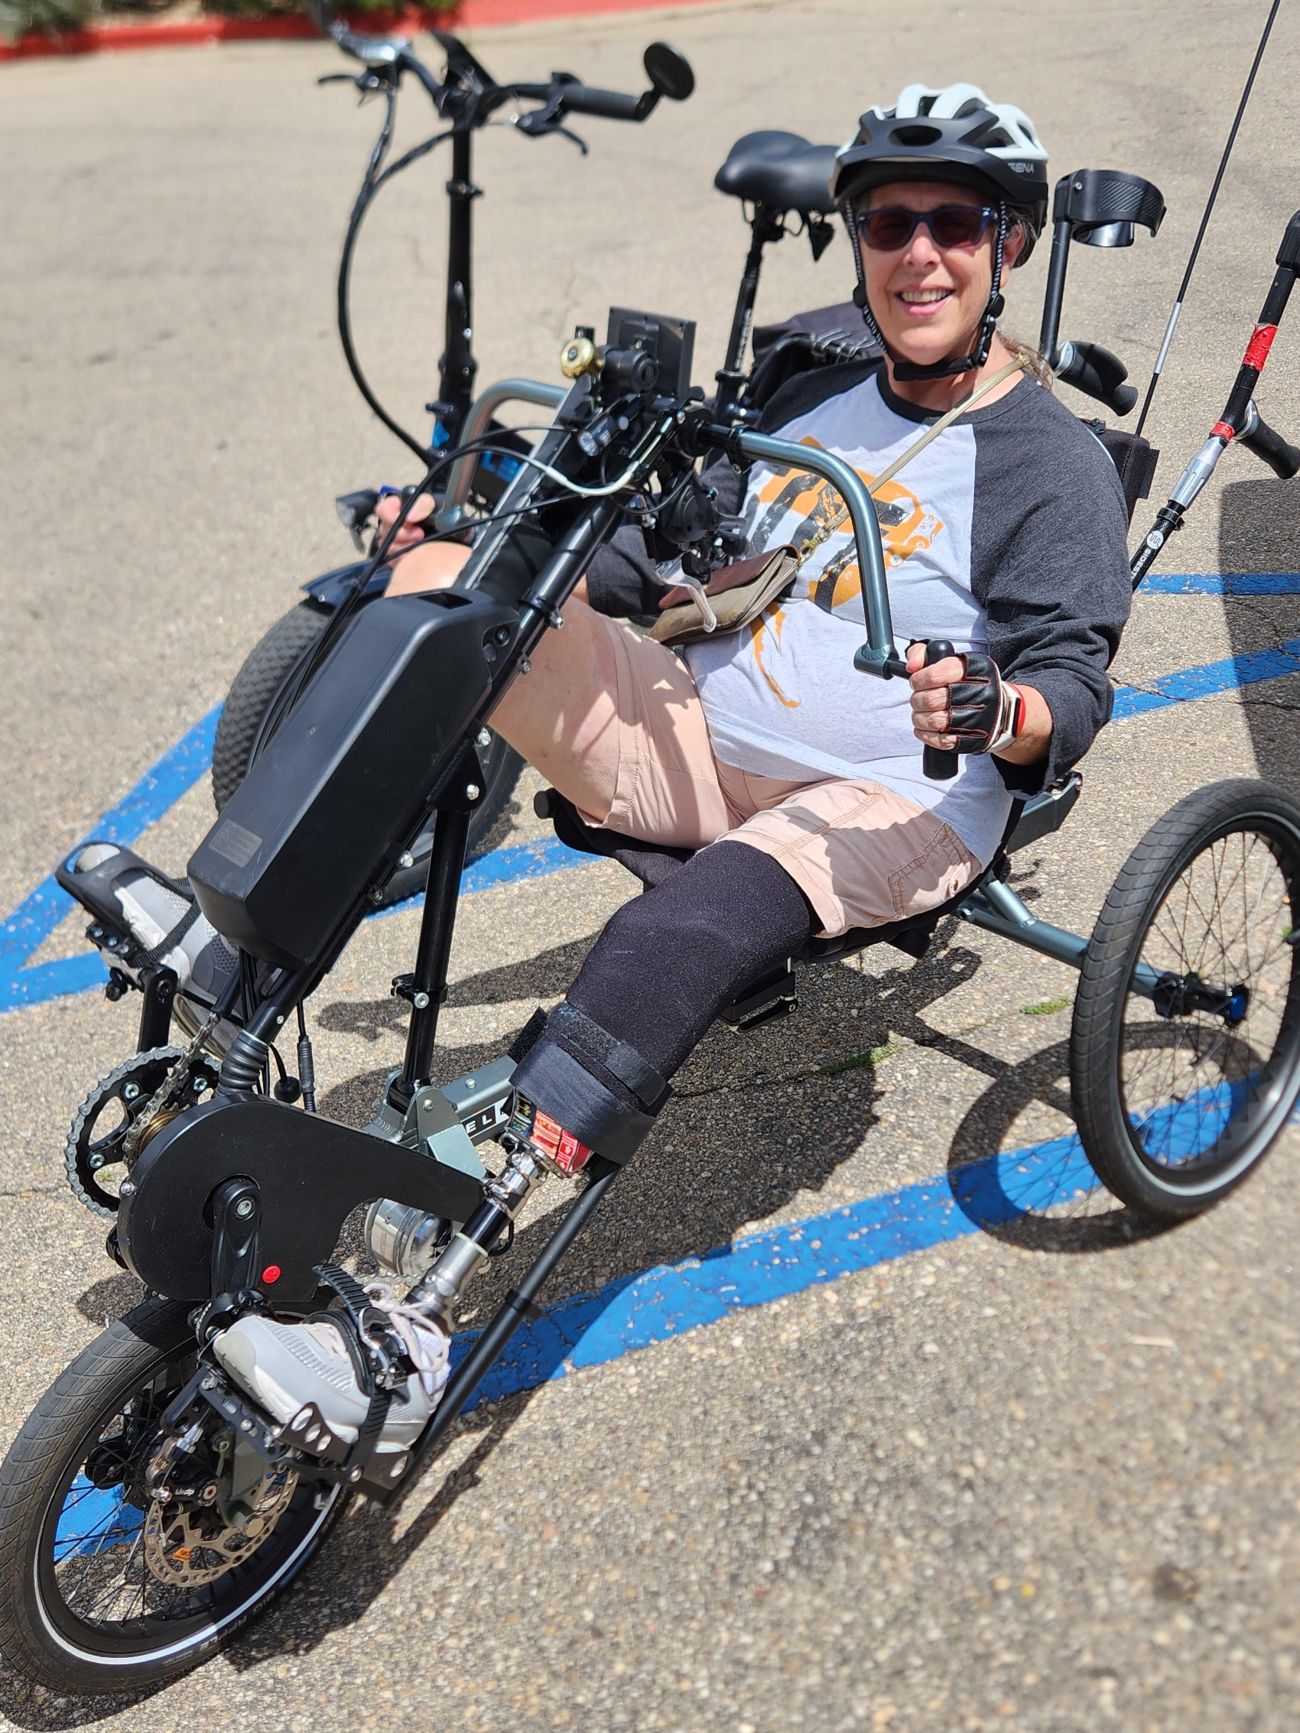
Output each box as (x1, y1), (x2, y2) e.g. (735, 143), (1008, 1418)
(366, 1285), (451, 1402)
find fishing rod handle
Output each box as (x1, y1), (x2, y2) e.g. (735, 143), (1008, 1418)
(1219, 247), (1300, 429)
(922, 639), (960, 782)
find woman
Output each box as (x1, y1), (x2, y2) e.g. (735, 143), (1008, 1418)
(88, 87), (1134, 1449)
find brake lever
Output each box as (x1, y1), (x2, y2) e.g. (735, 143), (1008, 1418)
(317, 69), (391, 98)
(649, 564), (718, 633)
(513, 108), (589, 153)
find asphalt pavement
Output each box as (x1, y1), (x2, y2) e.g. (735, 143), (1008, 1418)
(1, 0), (1299, 1727)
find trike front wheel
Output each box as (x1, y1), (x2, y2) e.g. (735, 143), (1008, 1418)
(1070, 778), (1300, 1219)
(0, 1297), (348, 1696)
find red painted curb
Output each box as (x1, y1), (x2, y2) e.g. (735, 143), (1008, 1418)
(1, 0), (717, 61)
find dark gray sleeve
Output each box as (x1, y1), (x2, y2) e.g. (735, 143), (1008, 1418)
(972, 421), (1132, 795)
(584, 360), (882, 617)
(583, 455), (746, 618)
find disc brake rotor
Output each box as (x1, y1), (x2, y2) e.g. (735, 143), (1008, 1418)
(65, 1046), (221, 1218)
(143, 1467), (298, 1587)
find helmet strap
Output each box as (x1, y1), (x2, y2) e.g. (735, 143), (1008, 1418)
(850, 200), (1012, 383)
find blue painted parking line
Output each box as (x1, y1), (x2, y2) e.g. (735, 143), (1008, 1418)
(456, 1127), (1100, 1408)
(0, 709), (220, 1013)
(1141, 571), (1300, 594)
(57, 1122), (1101, 1546)
(1112, 637), (1300, 720)
(4, 623), (1300, 1013)
(53, 1071), (1270, 1550)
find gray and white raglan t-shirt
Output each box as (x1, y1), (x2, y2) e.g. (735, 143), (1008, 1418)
(587, 362), (1133, 867)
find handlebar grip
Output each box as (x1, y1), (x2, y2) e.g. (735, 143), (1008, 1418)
(922, 639), (959, 782)
(1239, 412), (1300, 479)
(559, 82), (644, 121)
(1055, 340), (1137, 417)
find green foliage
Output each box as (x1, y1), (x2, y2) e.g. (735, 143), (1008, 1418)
(1, 0), (93, 42)
(1, 0), (413, 38)
(1019, 994), (1072, 1016)
(815, 1041), (900, 1077)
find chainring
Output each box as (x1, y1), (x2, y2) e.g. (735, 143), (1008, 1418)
(65, 1046), (221, 1218)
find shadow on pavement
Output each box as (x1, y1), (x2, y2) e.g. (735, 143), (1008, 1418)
(1216, 477), (1300, 790)
(943, 1033), (1174, 1254)
(32, 890), (1175, 1704)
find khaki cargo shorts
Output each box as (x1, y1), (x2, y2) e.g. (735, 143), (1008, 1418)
(544, 609), (982, 940)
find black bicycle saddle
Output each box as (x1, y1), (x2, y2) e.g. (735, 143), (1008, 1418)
(714, 130), (840, 217)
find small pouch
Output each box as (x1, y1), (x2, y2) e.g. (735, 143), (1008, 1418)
(648, 546), (799, 647)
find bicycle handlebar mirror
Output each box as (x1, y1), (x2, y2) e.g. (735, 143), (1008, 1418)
(643, 43), (694, 103)
(309, 0), (403, 64)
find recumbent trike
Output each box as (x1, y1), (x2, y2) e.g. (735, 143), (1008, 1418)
(3, 132), (1300, 1700)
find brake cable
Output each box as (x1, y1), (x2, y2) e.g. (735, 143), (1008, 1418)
(333, 71), (455, 461)
(1133, 0), (1284, 439)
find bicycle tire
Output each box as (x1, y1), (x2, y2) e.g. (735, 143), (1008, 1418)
(0, 1297), (348, 1695)
(1069, 778), (1300, 1218)
(211, 600), (524, 897)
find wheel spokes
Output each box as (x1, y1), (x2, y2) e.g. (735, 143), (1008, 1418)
(1121, 824), (1297, 1174)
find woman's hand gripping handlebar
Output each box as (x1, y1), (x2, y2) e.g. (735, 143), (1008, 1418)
(907, 641), (1028, 781)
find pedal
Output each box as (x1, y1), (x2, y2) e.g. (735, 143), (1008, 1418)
(719, 961), (799, 1030)
(162, 1367), (293, 1468)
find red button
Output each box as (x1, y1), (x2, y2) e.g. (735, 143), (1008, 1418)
(261, 1264), (282, 1285)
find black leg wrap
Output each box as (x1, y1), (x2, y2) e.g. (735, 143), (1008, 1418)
(512, 1040), (658, 1164)
(568, 840), (815, 1076)
(510, 842), (815, 1163)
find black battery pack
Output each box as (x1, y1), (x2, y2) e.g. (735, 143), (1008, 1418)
(188, 589), (518, 968)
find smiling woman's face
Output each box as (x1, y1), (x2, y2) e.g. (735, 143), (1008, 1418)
(857, 179), (1024, 372)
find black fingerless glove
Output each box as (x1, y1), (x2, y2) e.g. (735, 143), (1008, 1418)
(947, 652), (1026, 755)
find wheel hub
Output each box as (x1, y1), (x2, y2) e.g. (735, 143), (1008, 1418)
(1152, 972), (1251, 1027)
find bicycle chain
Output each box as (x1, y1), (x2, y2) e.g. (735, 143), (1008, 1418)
(119, 1011), (222, 1164)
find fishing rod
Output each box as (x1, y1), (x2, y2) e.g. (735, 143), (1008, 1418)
(1133, 0), (1284, 439)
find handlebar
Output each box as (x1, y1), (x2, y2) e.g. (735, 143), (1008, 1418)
(921, 641), (959, 782)
(309, 0), (691, 135)
(550, 78), (645, 122)
(1054, 339), (1137, 416)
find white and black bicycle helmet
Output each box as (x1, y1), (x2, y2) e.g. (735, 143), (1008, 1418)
(830, 84), (1049, 379)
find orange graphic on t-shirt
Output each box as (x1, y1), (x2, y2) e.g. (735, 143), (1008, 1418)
(748, 438), (945, 702)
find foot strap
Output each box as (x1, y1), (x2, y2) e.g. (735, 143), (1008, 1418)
(137, 899), (203, 968)
(312, 1263), (405, 1476)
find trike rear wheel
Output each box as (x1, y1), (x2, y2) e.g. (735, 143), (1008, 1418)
(1070, 779), (1300, 1219)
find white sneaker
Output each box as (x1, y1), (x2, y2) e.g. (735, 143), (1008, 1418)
(213, 1289), (451, 1454)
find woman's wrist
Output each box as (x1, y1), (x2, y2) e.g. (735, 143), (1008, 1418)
(991, 682), (1052, 766)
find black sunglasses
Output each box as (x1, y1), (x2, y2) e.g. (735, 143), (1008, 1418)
(855, 205), (998, 252)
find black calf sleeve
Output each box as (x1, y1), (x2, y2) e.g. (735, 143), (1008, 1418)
(569, 841), (815, 1077)
(511, 842), (815, 1159)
